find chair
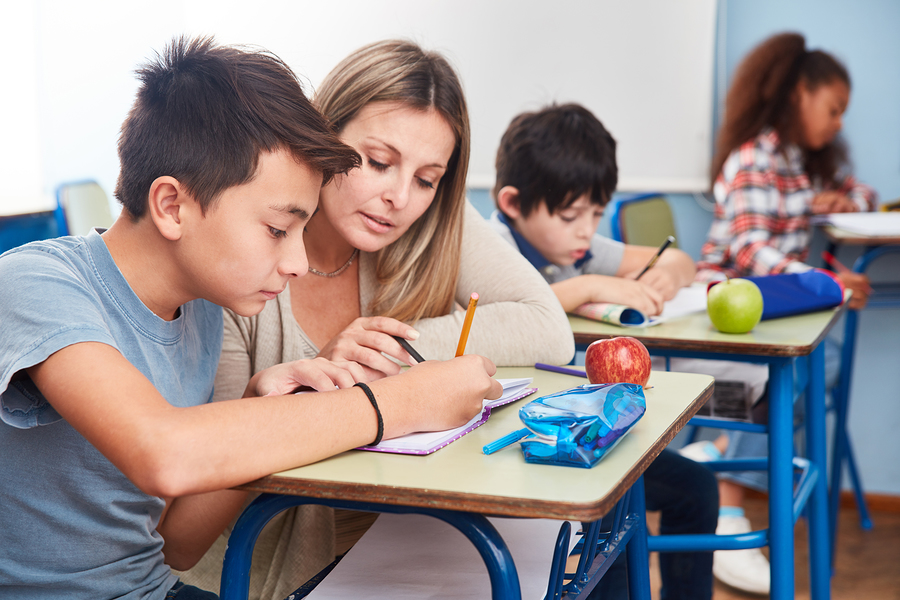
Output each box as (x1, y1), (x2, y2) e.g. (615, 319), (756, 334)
(608, 192), (678, 247)
(54, 180), (114, 236)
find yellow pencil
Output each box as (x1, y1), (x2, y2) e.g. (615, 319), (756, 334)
(455, 292), (479, 357)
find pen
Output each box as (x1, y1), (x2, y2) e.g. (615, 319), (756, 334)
(455, 292), (479, 357)
(822, 251), (874, 294)
(483, 428), (532, 455)
(635, 235), (675, 280)
(392, 335), (426, 364)
(534, 363), (587, 378)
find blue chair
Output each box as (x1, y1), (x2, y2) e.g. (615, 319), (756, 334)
(54, 180), (113, 236)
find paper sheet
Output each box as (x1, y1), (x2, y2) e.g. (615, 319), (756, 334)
(812, 212), (900, 236)
(303, 513), (579, 599)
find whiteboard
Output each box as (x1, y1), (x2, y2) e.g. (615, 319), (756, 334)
(12, 0), (717, 217)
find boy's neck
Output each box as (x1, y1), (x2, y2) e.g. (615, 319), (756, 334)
(101, 216), (191, 321)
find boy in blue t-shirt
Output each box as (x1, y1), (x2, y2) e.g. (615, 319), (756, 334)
(0, 37), (501, 599)
(490, 103), (717, 600)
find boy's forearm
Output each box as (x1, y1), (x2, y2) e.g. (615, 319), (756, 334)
(551, 277), (597, 312)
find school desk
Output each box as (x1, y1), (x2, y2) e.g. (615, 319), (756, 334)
(821, 223), (900, 556)
(569, 304), (847, 600)
(218, 368), (713, 600)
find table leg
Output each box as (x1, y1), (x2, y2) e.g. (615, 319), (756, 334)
(807, 343), (832, 600)
(625, 476), (652, 600)
(768, 357), (795, 600)
(219, 495), (522, 600)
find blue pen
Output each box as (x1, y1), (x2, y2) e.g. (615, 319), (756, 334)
(483, 428), (532, 455)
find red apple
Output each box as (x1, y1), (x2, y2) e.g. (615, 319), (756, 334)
(585, 337), (651, 387)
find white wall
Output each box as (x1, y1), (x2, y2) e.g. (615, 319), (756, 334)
(2, 0), (716, 218)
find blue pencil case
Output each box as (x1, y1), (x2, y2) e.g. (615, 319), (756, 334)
(745, 269), (844, 320)
(517, 383), (646, 469)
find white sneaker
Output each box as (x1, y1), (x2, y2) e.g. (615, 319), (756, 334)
(713, 515), (771, 595)
(678, 440), (722, 462)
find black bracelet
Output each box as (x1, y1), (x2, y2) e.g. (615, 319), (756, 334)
(354, 382), (384, 446)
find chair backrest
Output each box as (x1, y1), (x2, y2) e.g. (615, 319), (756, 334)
(55, 180), (114, 236)
(608, 193), (678, 248)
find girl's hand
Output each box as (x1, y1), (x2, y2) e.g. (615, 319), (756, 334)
(317, 317), (421, 381)
(837, 271), (872, 310)
(589, 277), (665, 316)
(812, 191), (858, 214)
(247, 357), (367, 397)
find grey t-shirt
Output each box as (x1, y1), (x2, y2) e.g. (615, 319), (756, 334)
(488, 210), (626, 283)
(0, 230), (222, 599)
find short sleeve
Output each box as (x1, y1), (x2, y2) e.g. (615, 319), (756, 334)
(580, 234), (626, 276)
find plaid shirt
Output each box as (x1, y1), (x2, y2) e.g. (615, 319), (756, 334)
(696, 128), (877, 281)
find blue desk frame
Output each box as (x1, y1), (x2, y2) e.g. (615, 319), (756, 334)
(219, 479), (652, 600)
(573, 341), (832, 600)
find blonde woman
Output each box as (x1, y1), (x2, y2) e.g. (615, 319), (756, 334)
(181, 40), (573, 598)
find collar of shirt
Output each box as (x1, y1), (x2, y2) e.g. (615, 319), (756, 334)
(496, 211), (593, 276)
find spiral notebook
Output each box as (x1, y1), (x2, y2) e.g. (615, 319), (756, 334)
(358, 378), (536, 455)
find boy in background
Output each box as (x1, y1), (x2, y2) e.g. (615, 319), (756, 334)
(0, 37), (501, 598)
(490, 103), (716, 600)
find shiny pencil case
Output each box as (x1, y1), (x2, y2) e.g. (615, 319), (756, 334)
(518, 383), (646, 468)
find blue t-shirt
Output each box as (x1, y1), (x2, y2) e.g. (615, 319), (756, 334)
(0, 230), (223, 599)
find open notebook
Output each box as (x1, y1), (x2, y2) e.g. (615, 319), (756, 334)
(358, 378), (536, 455)
(572, 284), (708, 327)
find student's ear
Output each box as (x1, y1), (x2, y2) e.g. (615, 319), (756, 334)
(496, 186), (523, 220)
(147, 177), (197, 241)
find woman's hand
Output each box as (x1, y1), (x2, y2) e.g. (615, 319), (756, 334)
(317, 316), (422, 381)
(246, 357), (367, 397)
(812, 191), (859, 214)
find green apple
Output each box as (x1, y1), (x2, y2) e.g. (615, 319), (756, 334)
(707, 278), (764, 333)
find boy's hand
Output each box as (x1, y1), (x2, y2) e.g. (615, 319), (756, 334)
(625, 267), (682, 302)
(593, 277), (665, 317)
(837, 271), (872, 310)
(376, 355), (502, 438)
(317, 316), (421, 380)
(247, 357), (367, 397)
(812, 191), (858, 214)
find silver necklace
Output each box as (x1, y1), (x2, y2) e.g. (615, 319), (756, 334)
(308, 248), (359, 278)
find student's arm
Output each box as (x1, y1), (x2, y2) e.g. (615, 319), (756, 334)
(411, 203), (575, 365)
(26, 342), (501, 563)
(616, 244), (697, 301)
(550, 274), (665, 316)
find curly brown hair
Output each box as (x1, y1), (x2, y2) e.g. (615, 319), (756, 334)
(711, 32), (850, 188)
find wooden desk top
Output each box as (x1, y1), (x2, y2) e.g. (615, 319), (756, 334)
(569, 301), (846, 358)
(239, 368), (713, 522)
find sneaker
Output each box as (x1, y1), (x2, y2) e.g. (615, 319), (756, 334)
(678, 440), (722, 463)
(713, 515), (771, 595)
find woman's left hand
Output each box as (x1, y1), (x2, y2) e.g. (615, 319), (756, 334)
(317, 316), (422, 381)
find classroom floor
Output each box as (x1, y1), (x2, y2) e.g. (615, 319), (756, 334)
(645, 496), (900, 600)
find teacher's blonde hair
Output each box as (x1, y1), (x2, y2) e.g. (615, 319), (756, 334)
(315, 39), (469, 324)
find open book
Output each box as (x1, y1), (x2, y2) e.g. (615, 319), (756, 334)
(572, 284), (708, 327)
(358, 378), (536, 455)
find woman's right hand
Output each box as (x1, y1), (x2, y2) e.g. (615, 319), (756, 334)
(317, 316), (422, 381)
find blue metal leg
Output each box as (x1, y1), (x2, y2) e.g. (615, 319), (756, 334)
(220, 495), (522, 600)
(768, 357), (795, 600)
(625, 476), (652, 600)
(806, 344), (832, 600)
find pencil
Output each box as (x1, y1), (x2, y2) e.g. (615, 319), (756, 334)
(822, 251), (874, 294)
(392, 335), (426, 364)
(455, 292), (479, 357)
(636, 236), (675, 280)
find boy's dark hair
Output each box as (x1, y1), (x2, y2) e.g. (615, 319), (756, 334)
(493, 103), (617, 218)
(115, 36), (360, 219)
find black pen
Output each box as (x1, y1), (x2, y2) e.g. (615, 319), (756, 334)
(392, 335), (426, 364)
(635, 235), (675, 280)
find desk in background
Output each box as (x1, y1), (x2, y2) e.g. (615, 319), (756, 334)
(569, 303), (845, 600)
(220, 367), (713, 600)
